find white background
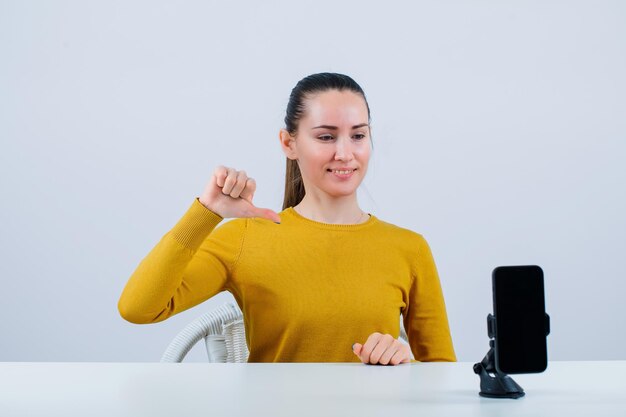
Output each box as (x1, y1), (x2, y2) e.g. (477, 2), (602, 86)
(1, 0), (624, 362)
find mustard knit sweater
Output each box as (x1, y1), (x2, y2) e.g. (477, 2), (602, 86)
(118, 198), (456, 363)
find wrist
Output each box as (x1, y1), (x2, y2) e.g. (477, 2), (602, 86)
(196, 197), (221, 217)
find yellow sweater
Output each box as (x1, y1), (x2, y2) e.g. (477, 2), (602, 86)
(118, 198), (456, 363)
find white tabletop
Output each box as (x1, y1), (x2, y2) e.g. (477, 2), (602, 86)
(1, 361), (625, 417)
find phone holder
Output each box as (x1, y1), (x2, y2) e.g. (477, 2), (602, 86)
(473, 313), (550, 399)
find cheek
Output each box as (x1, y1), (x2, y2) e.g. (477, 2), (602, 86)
(356, 146), (371, 164)
(299, 148), (331, 169)
(297, 156), (323, 180)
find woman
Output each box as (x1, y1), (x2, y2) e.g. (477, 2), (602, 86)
(118, 72), (456, 365)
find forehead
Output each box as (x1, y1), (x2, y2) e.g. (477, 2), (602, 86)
(302, 90), (368, 126)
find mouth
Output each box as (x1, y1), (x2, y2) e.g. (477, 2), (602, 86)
(327, 168), (357, 175)
(327, 168), (357, 179)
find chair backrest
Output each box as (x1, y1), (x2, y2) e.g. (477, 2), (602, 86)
(161, 301), (411, 363)
(160, 301), (249, 363)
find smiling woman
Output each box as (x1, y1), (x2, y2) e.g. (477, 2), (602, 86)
(118, 72), (456, 365)
(280, 86), (373, 221)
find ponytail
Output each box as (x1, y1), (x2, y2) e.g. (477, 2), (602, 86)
(282, 158), (305, 210)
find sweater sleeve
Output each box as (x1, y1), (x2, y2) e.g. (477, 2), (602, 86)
(403, 235), (457, 361)
(117, 198), (246, 324)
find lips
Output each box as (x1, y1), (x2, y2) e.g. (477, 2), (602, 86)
(327, 168), (357, 175)
(327, 168), (357, 180)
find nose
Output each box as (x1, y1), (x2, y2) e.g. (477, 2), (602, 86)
(334, 136), (354, 161)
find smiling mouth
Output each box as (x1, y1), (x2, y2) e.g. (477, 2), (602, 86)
(327, 168), (357, 175)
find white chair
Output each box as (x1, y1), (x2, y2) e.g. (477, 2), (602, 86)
(160, 301), (249, 363)
(161, 300), (411, 363)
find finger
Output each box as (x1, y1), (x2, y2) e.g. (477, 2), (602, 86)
(369, 334), (395, 364)
(239, 177), (257, 203)
(247, 206), (281, 224)
(214, 166), (228, 188)
(229, 170), (248, 198)
(359, 332), (383, 364)
(389, 349), (407, 366)
(378, 340), (401, 365)
(221, 168), (238, 195)
(352, 343), (363, 361)
(353, 344), (367, 364)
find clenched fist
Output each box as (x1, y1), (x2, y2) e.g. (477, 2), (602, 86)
(199, 166), (281, 223)
(352, 332), (412, 365)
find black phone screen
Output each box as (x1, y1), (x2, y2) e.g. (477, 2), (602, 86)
(493, 265), (547, 374)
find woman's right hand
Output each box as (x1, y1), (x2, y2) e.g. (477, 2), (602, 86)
(199, 166), (281, 223)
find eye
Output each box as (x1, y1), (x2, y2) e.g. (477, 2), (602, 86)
(318, 135), (334, 141)
(353, 134), (366, 140)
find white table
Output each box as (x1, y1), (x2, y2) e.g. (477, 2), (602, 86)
(1, 361), (624, 417)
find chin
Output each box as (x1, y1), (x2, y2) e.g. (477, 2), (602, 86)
(323, 185), (361, 197)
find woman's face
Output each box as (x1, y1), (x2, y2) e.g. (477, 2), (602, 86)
(281, 89), (372, 199)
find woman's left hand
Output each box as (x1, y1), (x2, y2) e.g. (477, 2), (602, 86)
(352, 332), (412, 365)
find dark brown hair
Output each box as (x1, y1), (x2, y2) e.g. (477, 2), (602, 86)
(282, 72), (371, 210)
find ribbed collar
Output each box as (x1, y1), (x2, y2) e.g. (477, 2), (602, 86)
(281, 207), (378, 231)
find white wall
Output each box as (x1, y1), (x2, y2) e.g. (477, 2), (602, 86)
(1, 0), (624, 362)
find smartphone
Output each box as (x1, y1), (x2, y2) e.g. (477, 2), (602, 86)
(493, 265), (548, 374)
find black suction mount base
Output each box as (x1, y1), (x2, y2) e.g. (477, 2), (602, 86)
(473, 340), (525, 399)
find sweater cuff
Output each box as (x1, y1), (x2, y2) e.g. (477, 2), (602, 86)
(169, 198), (224, 250)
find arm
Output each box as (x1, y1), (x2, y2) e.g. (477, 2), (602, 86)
(403, 235), (456, 362)
(117, 198), (245, 324)
(352, 235), (455, 366)
(119, 166), (279, 325)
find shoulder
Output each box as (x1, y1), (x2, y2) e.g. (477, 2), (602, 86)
(207, 217), (248, 240)
(372, 217), (430, 247)
(212, 215), (281, 239)
(363, 217), (433, 263)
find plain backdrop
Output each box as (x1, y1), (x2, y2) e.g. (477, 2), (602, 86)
(1, 0), (624, 363)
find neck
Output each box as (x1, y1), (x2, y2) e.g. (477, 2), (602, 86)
(293, 194), (368, 224)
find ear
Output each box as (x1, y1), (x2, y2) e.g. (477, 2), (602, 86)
(279, 129), (298, 160)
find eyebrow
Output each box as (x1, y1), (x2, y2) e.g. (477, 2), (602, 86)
(311, 123), (369, 130)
